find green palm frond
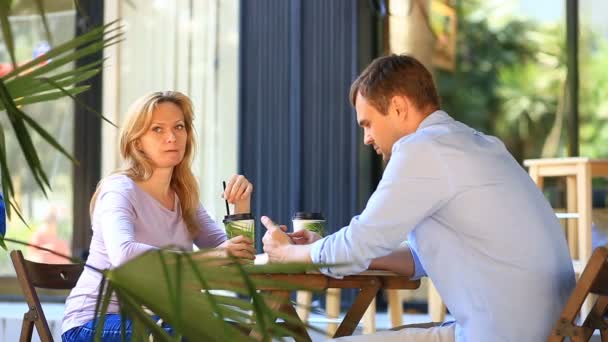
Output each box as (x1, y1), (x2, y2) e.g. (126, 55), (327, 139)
(0, 0), (17, 68)
(105, 249), (321, 341)
(0, 16), (122, 232)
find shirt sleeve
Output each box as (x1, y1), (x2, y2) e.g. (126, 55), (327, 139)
(407, 241), (427, 280)
(193, 205), (227, 248)
(310, 139), (451, 277)
(96, 191), (158, 267)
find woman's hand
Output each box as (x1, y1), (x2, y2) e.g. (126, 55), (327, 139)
(218, 235), (256, 261)
(223, 174), (253, 214)
(287, 229), (322, 245)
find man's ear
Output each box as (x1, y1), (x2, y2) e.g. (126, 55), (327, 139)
(391, 95), (409, 120)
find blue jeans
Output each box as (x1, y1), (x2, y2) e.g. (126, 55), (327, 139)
(61, 314), (175, 342)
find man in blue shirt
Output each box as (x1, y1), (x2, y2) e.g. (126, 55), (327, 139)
(261, 54), (575, 341)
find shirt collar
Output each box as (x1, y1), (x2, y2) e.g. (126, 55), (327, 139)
(417, 110), (453, 130)
(391, 110), (452, 154)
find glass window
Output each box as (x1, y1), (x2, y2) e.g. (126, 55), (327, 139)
(579, 0), (608, 158)
(0, 1), (76, 274)
(433, 0), (567, 162)
(105, 0), (240, 224)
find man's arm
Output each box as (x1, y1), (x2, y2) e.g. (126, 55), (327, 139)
(262, 140), (449, 277)
(368, 247), (415, 277)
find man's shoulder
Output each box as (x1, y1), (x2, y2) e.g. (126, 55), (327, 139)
(392, 129), (443, 156)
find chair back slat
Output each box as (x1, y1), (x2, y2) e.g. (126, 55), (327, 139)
(549, 246), (608, 341)
(589, 259), (608, 296)
(10, 250), (84, 342)
(25, 261), (82, 290)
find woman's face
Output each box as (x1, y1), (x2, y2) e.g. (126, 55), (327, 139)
(137, 101), (188, 170)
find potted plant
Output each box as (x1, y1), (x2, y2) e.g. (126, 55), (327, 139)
(0, 5), (313, 341)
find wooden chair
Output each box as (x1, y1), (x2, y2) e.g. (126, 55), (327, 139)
(10, 250), (83, 342)
(549, 246), (608, 341)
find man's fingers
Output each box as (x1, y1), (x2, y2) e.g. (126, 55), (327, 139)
(288, 230), (307, 238)
(261, 216), (280, 230)
(279, 225), (288, 232)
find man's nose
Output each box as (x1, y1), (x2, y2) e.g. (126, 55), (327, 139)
(363, 134), (373, 146)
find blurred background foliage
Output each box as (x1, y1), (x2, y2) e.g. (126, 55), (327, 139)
(435, 0), (608, 163)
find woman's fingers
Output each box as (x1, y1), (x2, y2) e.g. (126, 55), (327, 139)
(223, 174), (238, 200)
(229, 235), (253, 244)
(230, 175), (247, 200)
(223, 174), (253, 202)
(227, 240), (256, 255)
(240, 183), (253, 200)
(228, 248), (255, 260)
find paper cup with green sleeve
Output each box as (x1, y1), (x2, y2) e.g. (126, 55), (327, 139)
(292, 212), (325, 237)
(223, 213), (255, 261)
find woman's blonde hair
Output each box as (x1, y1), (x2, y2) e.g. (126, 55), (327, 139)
(91, 91), (200, 237)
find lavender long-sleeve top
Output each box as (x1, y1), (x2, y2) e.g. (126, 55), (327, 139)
(62, 174), (227, 333)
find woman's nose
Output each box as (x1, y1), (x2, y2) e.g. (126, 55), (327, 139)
(166, 131), (176, 142)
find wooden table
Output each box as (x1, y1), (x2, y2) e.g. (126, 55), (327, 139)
(249, 270), (420, 341)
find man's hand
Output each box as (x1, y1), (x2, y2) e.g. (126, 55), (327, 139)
(262, 216), (315, 264)
(288, 229), (322, 245)
(261, 216), (293, 263)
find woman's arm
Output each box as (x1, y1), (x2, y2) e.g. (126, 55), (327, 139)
(97, 191), (158, 266)
(193, 205), (227, 248)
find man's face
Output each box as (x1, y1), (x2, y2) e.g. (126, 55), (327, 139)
(355, 94), (404, 161)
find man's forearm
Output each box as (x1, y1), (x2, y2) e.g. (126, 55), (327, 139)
(368, 247), (415, 277)
(285, 244), (313, 263)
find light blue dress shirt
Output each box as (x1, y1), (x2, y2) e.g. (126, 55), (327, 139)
(311, 110), (575, 341)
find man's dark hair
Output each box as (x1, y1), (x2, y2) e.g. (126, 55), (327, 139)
(349, 54), (440, 114)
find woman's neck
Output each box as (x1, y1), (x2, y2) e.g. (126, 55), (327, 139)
(136, 168), (175, 209)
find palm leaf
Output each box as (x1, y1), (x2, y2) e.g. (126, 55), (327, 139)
(2, 20), (122, 80)
(105, 250), (322, 341)
(0, 1), (17, 68)
(36, 77), (117, 127)
(10, 85), (90, 107)
(33, 0), (52, 45)
(0, 19), (121, 233)
(0, 80), (50, 195)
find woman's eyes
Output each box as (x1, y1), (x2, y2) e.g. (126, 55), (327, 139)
(151, 124), (185, 133)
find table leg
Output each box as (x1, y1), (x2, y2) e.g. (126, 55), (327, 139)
(577, 163), (594, 319)
(428, 280), (446, 322)
(326, 288), (341, 336)
(250, 290), (312, 342)
(333, 280), (381, 338)
(387, 289), (403, 327)
(363, 297), (376, 334)
(528, 165), (544, 189)
(282, 299), (313, 342)
(296, 290), (313, 322)
(566, 175), (578, 259)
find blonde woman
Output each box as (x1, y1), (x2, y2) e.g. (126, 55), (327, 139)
(61, 91), (254, 341)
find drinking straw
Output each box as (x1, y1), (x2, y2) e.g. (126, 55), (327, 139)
(222, 181), (230, 216)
